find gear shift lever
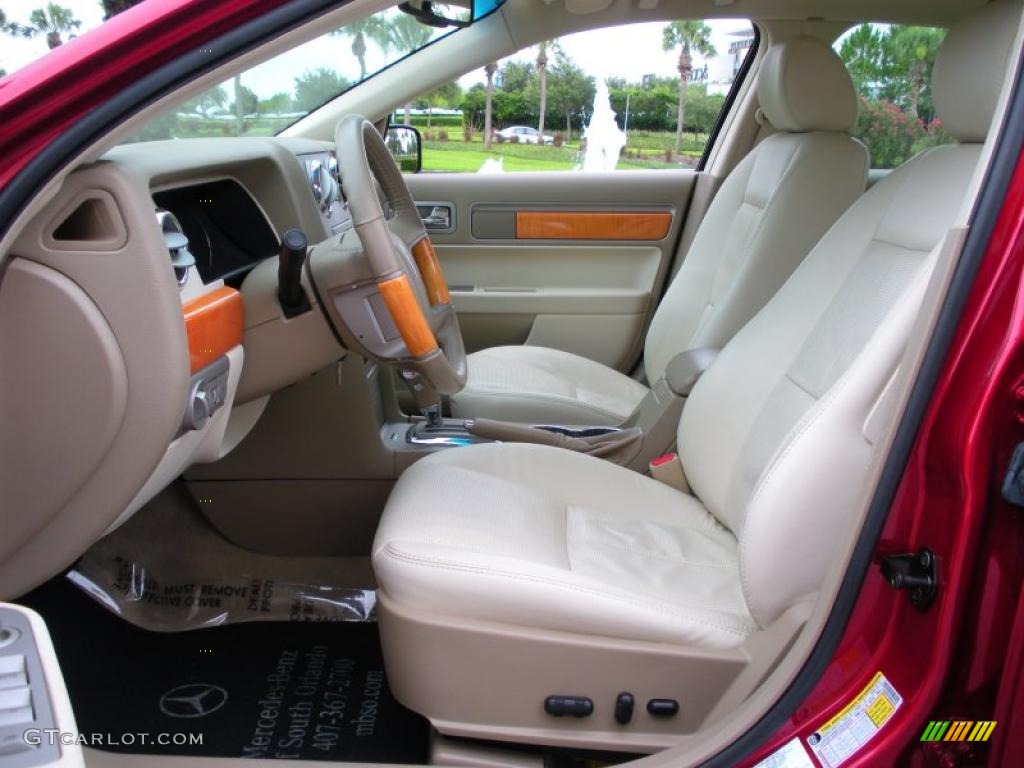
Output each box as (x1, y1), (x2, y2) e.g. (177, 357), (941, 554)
(399, 369), (444, 428)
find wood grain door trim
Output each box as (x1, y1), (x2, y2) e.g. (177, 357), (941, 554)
(515, 210), (672, 241)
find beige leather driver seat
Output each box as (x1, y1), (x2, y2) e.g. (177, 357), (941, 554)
(373, 1), (1018, 750)
(450, 35), (868, 425)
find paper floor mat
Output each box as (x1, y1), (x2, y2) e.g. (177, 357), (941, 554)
(69, 486), (376, 631)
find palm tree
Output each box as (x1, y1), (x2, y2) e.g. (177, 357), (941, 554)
(483, 62), (498, 150)
(99, 0), (146, 20)
(886, 26), (944, 118)
(18, 3), (81, 49)
(380, 14), (435, 124)
(338, 17), (389, 82)
(536, 40), (549, 139)
(662, 21), (716, 153)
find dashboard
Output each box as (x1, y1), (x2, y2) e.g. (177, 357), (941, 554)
(0, 134), (360, 597)
(151, 145), (353, 287)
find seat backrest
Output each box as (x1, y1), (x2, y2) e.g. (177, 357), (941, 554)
(679, 0), (1021, 629)
(644, 36), (868, 382)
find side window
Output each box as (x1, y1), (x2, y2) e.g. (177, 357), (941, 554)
(404, 19), (754, 173)
(836, 24), (952, 169)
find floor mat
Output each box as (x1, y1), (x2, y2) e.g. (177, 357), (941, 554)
(18, 579), (429, 764)
(70, 484), (376, 631)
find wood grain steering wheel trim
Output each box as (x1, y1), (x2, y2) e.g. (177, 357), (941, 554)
(411, 236), (451, 306)
(378, 274), (439, 357)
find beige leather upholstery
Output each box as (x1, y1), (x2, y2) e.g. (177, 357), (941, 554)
(375, 441), (755, 646)
(447, 345), (649, 424)
(933, 0), (1018, 142)
(372, 1), (1018, 743)
(451, 36), (868, 424)
(756, 35), (859, 133)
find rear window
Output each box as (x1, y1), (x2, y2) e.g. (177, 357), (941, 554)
(836, 24), (951, 169)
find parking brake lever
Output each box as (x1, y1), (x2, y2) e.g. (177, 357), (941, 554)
(278, 228), (311, 318)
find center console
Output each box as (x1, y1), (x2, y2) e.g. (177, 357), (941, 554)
(388, 348), (720, 472)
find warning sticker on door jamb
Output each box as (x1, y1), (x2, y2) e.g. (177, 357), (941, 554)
(806, 671), (903, 768)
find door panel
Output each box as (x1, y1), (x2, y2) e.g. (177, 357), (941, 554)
(404, 171), (696, 372)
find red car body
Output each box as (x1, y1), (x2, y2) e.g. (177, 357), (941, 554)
(1, 2), (1022, 766)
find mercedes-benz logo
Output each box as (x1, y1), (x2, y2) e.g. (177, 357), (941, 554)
(159, 683), (228, 719)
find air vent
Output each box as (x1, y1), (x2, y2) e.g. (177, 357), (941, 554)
(156, 209), (196, 286)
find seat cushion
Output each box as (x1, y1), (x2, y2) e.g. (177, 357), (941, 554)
(449, 345), (649, 425)
(373, 442), (757, 648)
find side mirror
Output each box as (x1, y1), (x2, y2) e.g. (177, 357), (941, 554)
(385, 124), (422, 174)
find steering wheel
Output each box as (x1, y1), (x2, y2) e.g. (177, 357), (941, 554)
(330, 114), (466, 395)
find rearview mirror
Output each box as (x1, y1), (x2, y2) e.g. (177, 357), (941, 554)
(398, 1), (472, 28)
(385, 124), (422, 173)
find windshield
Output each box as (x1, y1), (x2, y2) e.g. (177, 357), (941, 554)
(123, 6), (461, 143)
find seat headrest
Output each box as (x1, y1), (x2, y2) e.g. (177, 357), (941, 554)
(933, 0), (1021, 143)
(757, 35), (858, 133)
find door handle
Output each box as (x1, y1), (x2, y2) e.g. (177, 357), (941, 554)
(416, 202), (455, 232)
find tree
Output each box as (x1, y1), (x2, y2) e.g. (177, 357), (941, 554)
(379, 13), (435, 124)
(17, 3), (81, 49)
(536, 40), (549, 138)
(258, 92), (293, 115)
(99, 0), (146, 19)
(293, 68), (351, 114)
(336, 16), (389, 82)
(662, 20), (716, 152)
(418, 81), (461, 127)
(460, 85), (487, 129)
(885, 26), (944, 118)
(483, 62), (497, 149)
(182, 86), (228, 118)
(839, 24), (886, 96)
(546, 47), (595, 140)
(499, 60), (535, 93)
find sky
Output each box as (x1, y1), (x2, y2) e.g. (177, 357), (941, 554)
(0, 1), (753, 99)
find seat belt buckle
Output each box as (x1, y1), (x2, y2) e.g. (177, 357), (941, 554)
(648, 452), (689, 493)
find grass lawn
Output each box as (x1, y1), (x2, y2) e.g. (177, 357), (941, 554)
(422, 133), (703, 173)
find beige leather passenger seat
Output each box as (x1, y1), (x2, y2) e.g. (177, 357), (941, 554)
(371, 0), (1019, 752)
(450, 35), (869, 425)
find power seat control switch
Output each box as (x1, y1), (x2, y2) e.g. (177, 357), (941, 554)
(614, 692), (635, 724)
(182, 356), (230, 432)
(0, 608), (63, 767)
(647, 698), (680, 717)
(544, 695), (593, 718)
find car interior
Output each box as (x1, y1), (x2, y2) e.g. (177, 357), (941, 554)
(1, 0), (1023, 766)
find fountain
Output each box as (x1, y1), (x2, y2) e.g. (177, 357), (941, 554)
(582, 79), (627, 172)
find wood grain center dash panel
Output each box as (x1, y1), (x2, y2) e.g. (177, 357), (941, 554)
(182, 286), (243, 374)
(515, 210), (672, 241)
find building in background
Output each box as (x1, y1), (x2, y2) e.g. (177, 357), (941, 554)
(707, 29), (756, 95)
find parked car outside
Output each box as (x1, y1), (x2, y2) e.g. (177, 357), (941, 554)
(494, 125), (554, 144)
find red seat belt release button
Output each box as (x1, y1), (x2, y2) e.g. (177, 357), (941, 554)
(648, 453), (689, 493)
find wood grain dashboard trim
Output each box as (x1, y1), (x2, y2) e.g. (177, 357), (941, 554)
(515, 210), (672, 241)
(182, 286), (243, 374)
